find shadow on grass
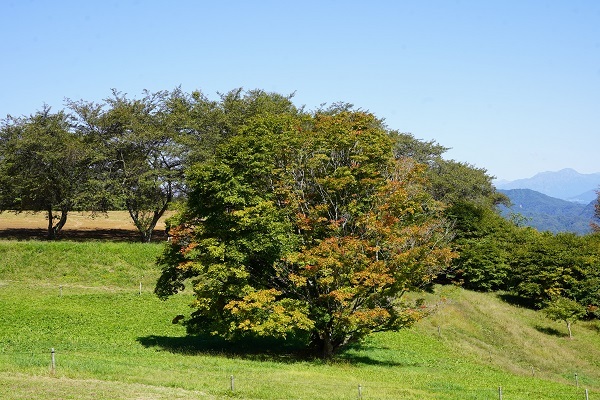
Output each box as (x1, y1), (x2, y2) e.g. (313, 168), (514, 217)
(137, 334), (409, 366)
(534, 325), (567, 338)
(137, 334), (315, 363)
(337, 345), (422, 367)
(0, 228), (168, 243)
(585, 323), (600, 334)
(497, 293), (538, 309)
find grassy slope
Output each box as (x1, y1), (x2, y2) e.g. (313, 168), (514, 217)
(1, 240), (599, 399)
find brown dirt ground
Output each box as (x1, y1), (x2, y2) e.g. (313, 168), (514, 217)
(0, 211), (172, 242)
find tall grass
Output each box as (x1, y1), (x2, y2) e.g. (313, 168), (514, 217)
(1, 240), (599, 399)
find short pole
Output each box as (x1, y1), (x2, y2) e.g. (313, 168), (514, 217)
(59, 285), (63, 297)
(585, 388), (589, 400)
(575, 373), (579, 388)
(139, 281), (142, 295)
(498, 386), (502, 400)
(230, 375), (234, 392)
(358, 384), (362, 399)
(51, 348), (56, 373)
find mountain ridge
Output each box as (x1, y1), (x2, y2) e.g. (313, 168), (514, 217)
(498, 188), (595, 235)
(496, 168), (600, 201)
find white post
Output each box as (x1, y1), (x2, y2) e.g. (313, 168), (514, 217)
(358, 384), (362, 399)
(498, 386), (502, 400)
(585, 388), (589, 400)
(230, 375), (234, 392)
(51, 348), (56, 373)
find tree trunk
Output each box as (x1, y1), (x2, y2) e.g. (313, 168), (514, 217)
(128, 206), (168, 243)
(46, 208), (68, 240)
(311, 330), (336, 360)
(140, 228), (153, 243)
(567, 321), (573, 339)
(322, 336), (334, 360)
(47, 208), (56, 240)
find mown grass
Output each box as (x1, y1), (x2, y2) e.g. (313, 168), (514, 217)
(1, 239), (600, 399)
(0, 240), (163, 287)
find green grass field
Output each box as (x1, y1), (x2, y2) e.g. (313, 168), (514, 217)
(1, 238), (599, 399)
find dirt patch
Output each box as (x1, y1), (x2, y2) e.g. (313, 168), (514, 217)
(0, 211), (172, 242)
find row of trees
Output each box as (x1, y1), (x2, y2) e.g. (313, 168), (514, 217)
(0, 91), (180, 240)
(2, 88), (599, 355)
(0, 88), (298, 241)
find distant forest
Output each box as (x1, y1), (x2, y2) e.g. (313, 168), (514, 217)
(499, 188), (596, 235)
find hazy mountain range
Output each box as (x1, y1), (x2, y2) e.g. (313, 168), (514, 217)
(495, 169), (599, 234)
(495, 168), (600, 203)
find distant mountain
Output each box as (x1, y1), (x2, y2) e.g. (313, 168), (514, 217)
(567, 189), (598, 204)
(496, 168), (600, 201)
(498, 189), (596, 235)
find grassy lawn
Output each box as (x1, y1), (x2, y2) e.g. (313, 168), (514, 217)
(1, 236), (599, 399)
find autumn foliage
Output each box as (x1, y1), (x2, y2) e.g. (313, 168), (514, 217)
(155, 110), (455, 358)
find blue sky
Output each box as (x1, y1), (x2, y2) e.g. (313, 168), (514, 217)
(2, 1), (599, 181)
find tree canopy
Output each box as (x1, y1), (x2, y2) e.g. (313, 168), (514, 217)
(0, 106), (100, 239)
(155, 109), (456, 358)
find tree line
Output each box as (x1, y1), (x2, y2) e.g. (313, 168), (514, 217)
(0, 88), (286, 241)
(1, 88), (599, 356)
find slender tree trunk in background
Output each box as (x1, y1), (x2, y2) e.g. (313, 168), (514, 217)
(128, 206), (169, 243)
(127, 187), (172, 242)
(46, 207), (69, 240)
(47, 208), (55, 240)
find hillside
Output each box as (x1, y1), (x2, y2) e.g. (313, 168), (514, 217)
(498, 188), (595, 234)
(1, 240), (599, 399)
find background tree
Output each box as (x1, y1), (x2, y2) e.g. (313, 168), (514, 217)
(390, 131), (511, 288)
(70, 90), (186, 242)
(156, 110), (455, 358)
(0, 106), (99, 239)
(543, 296), (587, 339)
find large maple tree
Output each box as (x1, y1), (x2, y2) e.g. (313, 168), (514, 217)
(156, 109), (455, 358)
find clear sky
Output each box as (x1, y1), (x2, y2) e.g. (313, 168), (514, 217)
(1, 0), (599, 181)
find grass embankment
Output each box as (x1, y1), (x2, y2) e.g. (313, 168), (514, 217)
(1, 238), (599, 399)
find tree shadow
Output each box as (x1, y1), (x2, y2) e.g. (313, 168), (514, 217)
(337, 350), (421, 367)
(585, 323), (600, 334)
(0, 228), (168, 243)
(534, 325), (567, 338)
(137, 334), (315, 363)
(137, 334), (410, 366)
(497, 293), (537, 309)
